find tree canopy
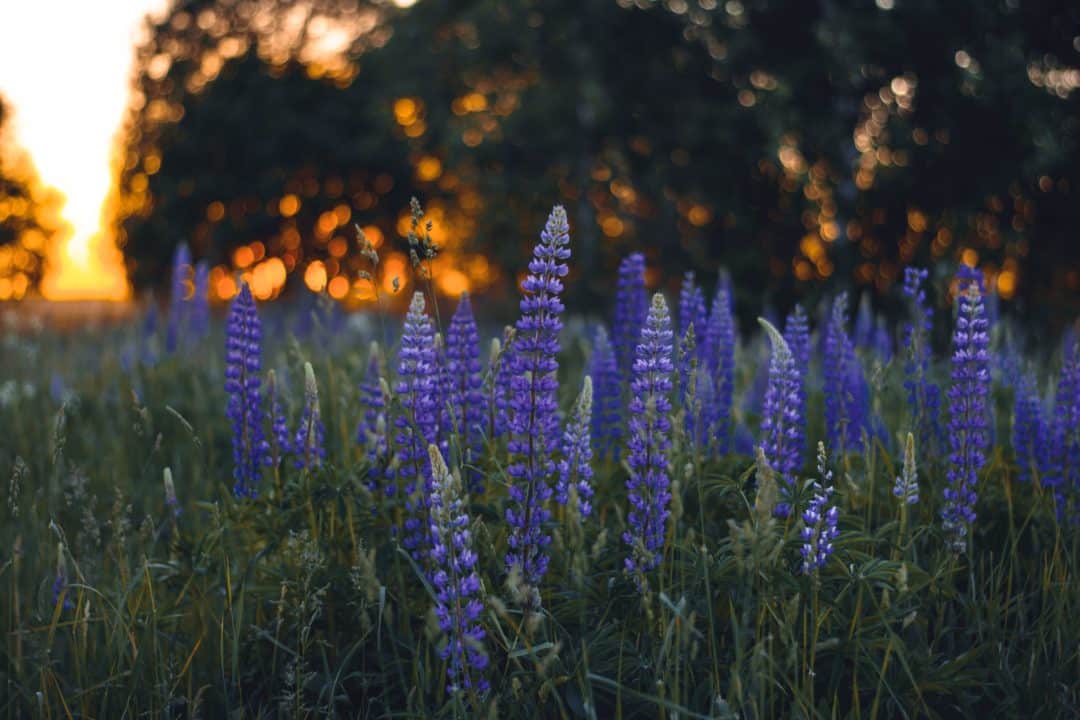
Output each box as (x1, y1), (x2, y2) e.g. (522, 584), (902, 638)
(112, 0), (1080, 327)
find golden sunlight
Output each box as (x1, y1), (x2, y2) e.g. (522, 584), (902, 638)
(0, 0), (168, 301)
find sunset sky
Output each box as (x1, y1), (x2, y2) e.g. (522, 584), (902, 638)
(0, 0), (167, 299)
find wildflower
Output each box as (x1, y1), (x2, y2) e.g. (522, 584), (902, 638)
(854, 291), (874, 350)
(758, 317), (804, 517)
(446, 293), (485, 492)
(589, 325), (623, 461)
(488, 327), (516, 440)
(166, 243), (192, 354)
(678, 271), (707, 358)
(225, 282), (269, 498)
(704, 273), (736, 454)
(613, 252), (648, 380)
(874, 316), (893, 363)
(505, 206), (570, 601)
(902, 267), (942, 456)
(783, 304), (811, 375)
(824, 293), (869, 455)
(1012, 369), (1047, 484)
(294, 362), (325, 470)
(396, 291), (440, 560)
(624, 293), (675, 585)
(427, 445), (488, 695)
(357, 343), (389, 493)
(942, 267), (991, 553)
(267, 369), (291, 464)
(557, 376), (595, 519)
(800, 442), (839, 574)
(163, 467), (180, 517)
(893, 432), (919, 504)
(1049, 335), (1080, 519)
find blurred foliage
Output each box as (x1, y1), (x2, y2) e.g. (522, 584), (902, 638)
(113, 0), (1080, 328)
(0, 95), (66, 298)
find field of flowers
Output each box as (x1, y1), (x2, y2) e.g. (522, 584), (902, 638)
(1, 205), (1078, 718)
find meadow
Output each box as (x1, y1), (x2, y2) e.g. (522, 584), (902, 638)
(1, 205), (1078, 718)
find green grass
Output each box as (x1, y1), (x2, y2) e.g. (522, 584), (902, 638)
(0, 301), (1078, 719)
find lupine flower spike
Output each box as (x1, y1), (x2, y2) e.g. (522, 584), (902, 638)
(427, 444), (488, 696)
(757, 317), (804, 517)
(506, 206), (570, 605)
(902, 267), (941, 456)
(1012, 369), (1047, 485)
(358, 342), (389, 493)
(705, 272), (736, 455)
(557, 375), (595, 519)
(893, 431), (919, 504)
(446, 293), (485, 493)
(166, 242), (192, 354)
(624, 293), (675, 588)
(1049, 336), (1080, 520)
(824, 293), (869, 455)
(191, 260), (210, 340)
(800, 442), (839, 574)
(294, 362), (326, 470)
(942, 267), (991, 553)
(589, 325), (623, 461)
(267, 369), (291, 464)
(225, 282), (269, 499)
(613, 252), (648, 381)
(396, 291), (440, 561)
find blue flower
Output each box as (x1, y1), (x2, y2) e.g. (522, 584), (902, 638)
(942, 267), (991, 553)
(395, 291), (440, 560)
(800, 443), (839, 574)
(427, 445), (488, 695)
(557, 376), (595, 519)
(446, 293), (485, 493)
(225, 282), (269, 498)
(704, 272), (736, 455)
(624, 293), (675, 586)
(505, 206), (570, 599)
(166, 243), (192, 354)
(613, 252), (648, 382)
(758, 317), (805, 517)
(293, 362), (326, 470)
(589, 325), (623, 462)
(824, 293), (869, 455)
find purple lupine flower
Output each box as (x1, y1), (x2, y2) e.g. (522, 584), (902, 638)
(678, 271), (708, 356)
(893, 432), (919, 504)
(942, 267), (991, 553)
(902, 267), (942, 457)
(704, 273), (736, 454)
(396, 291), (440, 559)
(557, 376), (595, 519)
(589, 325), (623, 462)
(293, 362), (326, 470)
(427, 444), (488, 695)
(677, 324), (706, 449)
(267, 369), (291, 464)
(758, 317), (805, 517)
(1013, 369), (1047, 484)
(800, 442), (839, 574)
(623, 293), (675, 586)
(446, 293), (485, 493)
(824, 293), (869, 455)
(505, 207), (570, 600)
(358, 343), (390, 494)
(783, 304), (811, 375)
(1049, 335), (1080, 520)
(191, 260), (210, 340)
(225, 282), (269, 498)
(613, 252), (648, 380)
(488, 327), (515, 440)
(166, 243), (192, 354)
